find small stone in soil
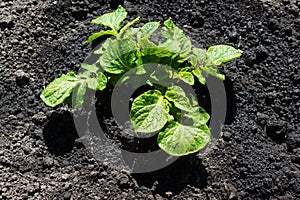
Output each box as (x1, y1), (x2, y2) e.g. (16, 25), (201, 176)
(0, 14), (14, 30)
(223, 132), (232, 141)
(63, 191), (71, 200)
(32, 112), (47, 125)
(61, 174), (69, 181)
(44, 157), (54, 167)
(266, 118), (287, 143)
(255, 45), (269, 62)
(286, 132), (300, 151)
(15, 70), (30, 86)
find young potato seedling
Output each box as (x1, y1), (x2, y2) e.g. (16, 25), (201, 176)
(41, 6), (242, 156)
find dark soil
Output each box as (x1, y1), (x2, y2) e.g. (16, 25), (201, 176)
(0, 0), (299, 199)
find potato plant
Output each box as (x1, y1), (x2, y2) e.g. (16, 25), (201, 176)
(40, 6), (242, 156)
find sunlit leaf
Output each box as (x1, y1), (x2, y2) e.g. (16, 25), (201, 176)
(99, 38), (138, 74)
(206, 45), (242, 66)
(130, 90), (170, 133)
(119, 16), (140, 37)
(91, 5), (127, 32)
(73, 82), (87, 108)
(192, 69), (206, 84)
(157, 122), (210, 156)
(85, 30), (116, 44)
(165, 86), (193, 112)
(160, 18), (191, 57)
(40, 72), (79, 107)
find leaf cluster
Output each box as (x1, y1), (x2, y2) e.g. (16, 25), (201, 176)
(40, 6), (242, 156)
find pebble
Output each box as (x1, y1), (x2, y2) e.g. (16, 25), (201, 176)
(44, 157), (54, 167)
(22, 146), (31, 154)
(266, 118), (287, 143)
(191, 12), (204, 28)
(15, 70), (30, 86)
(32, 112), (47, 125)
(268, 18), (279, 31)
(118, 174), (130, 186)
(100, 171), (108, 177)
(286, 132), (300, 151)
(0, 14), (13, 29)
(255, 45), (269, 61)
(165, 191), (173, 197)
(228, 30), (238, 43)
(11, 39), (19, 44)
(90, 171), (99, 178)
(61, 174), (69, 181)
(63, 191), (71, 200)
(223, 131), (232, 141)
(229, 191), (238, 200)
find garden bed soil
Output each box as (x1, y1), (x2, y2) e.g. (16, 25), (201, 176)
(0, 0), (299, 199)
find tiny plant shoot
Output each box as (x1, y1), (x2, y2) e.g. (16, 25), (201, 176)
(40, 6), (242, 156)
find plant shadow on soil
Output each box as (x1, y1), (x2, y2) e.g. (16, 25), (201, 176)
(42, 75), (236, 195)
(93, 79), (236, 195)
(132, 155), (209, 195)
(43, 111), (79, 156)
(95, 87), (209, 195)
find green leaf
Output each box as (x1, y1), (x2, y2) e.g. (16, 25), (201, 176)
(192, 69), (206, 84)
(149, 66), (172, 82)
(189, 94), (198, 107)
(73, 82), (87, 108)
(41, 70), (108, 108)
(139, 37), (175, 61)
(191, 46), (236, 81)
(94, 38), (113, 55)
(120, 75), (130, 84)
(123, 27), (140, 38)
(160, 18), (191, 57)
(136, 65), (147, 75)
(189, 54), (198, 68)
(137, 55), (161, 65)
(136, 21), (176, 59)
(81, 63), (99, 73)
(165, 86), (193, 112)
(130, 90), (170, 133)
(99, 38), (138, 74)
(86, 78), (98, 90)
(192, 48), (207, 66)
(91, 5), (127, 32)
(139, 37), (157, 49)
(40, 72), (79, 107)
(79, 68), (107, 91)
(135, 22), (161, 62)
(138, 21), (160, 39)
(146, 79), (153, 86)
(183, 106), (210, 126)
(95, 72), (107, 90)
(201, 66), (225, 80)
(176, 54), (190, 63)
(141, 43), (174, 58)
(85, 30), (117, 44)
(119, 16), (140, 37)
(79, 70), (92, 78)
(108, 73), (124, 86)
(206, 45), (242, 66)
(86, 72), (107, 90)
(174, 70), (194, 85)
(157, 122), (210, 156)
